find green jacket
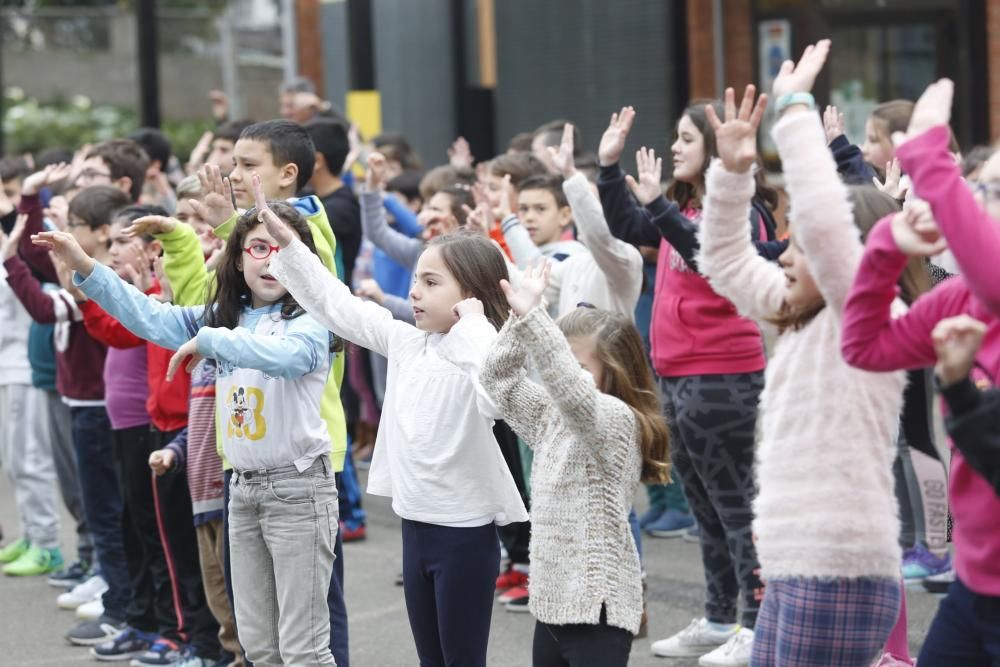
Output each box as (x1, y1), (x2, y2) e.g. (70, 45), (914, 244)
(157, 195), (348, 472)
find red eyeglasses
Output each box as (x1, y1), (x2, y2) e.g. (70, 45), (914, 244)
(243, 242), (280, 260)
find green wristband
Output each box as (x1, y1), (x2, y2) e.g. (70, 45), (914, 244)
(775, 92), (816, 114)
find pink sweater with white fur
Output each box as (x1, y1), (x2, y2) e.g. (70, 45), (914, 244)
(698, 111), (904, 580)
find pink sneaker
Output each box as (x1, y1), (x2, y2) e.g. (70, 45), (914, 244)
(873, 653), (916, 667)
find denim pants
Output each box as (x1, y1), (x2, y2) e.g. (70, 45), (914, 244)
(70, 405), (132, 620)
(229, 456), (338, 666)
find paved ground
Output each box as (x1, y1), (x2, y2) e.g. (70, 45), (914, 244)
(0, 471), (942, 666)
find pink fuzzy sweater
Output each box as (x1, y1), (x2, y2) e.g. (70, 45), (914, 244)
(698, 111), (905, 580)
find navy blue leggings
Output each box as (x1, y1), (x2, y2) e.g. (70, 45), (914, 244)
(401, 519), (500, 667)
(918, 578), (1000, 667)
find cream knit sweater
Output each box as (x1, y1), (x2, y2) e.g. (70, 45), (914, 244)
(480, 306), (643, 634)
(697, 111), (905, 580)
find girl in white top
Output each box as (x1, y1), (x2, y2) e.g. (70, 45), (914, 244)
(265, 205), (527, 665)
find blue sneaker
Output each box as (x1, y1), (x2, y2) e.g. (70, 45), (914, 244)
(683, 523), (701, 543)
(638, 506), (665, 529)
(130, 638), (194, 666)
(902, 545), (952, 581)
(646, 509), (696, 538)
(90, 626), (158, 662)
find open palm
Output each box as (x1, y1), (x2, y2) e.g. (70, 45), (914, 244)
(706, 85), (767, 174)
(500, 261), (550, 317)
(771, 39), (830, 99)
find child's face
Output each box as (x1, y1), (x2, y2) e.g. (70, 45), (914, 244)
(862, 118), (894, 170)
(409, 245), (465, 333)
(2, 176), (22, 208)
(229, 139), (296, 209)
(176, 198), (221, 257)
(108, 220), (145, 280)
(484, 173), (508, 212)
(778, 237), (822, 309)
(671, 115), (706, 184)
(972, 152), (1000, 222)
(568, 335), (604, 389)
(420, 192), (459, 242)
(76, 157), (130, 198)
(242, 223), (289, 309)
(68, 216), (110, 259)
(208, 138), (236, 176)
(517, 188), (571, 246)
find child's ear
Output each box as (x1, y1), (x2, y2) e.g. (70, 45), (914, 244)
(95, 224), (111, 246)
(115, 177), (133, 199)
(147, 239), (163, 257)
(279, 163), (299, 191)
(559, 205), (573, 228)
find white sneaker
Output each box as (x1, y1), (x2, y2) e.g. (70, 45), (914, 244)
(57, 574), (107, 610)
(651, 618), (739, 658)
(76, 597), (104, 621)
(698, 627), (754, 666)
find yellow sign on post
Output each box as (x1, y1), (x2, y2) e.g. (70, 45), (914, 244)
(346, 90), (382, 140)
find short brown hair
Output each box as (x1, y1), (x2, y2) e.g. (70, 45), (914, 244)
(69, 185), (131, 230)
(487, 152), (547, 187)
(507, 132), (534, 154)
(419, 164), (476, 201)
(86, 139), (150, 202)
(516, 174), (567, 208)
(871, 100), (960, 153)
(425, 231), (510, 331)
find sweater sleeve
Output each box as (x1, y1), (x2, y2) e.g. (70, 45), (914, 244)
(196, 313), (328, 380)
(158, 222), (210, 307)
(382, 194), (422, 237)
(165, 427), (189, 473)
(499, 214), (544, 269)
(841, 219), (969, 371)
(381, 293), (416, 324)
(829, 134), (879, 185)
(435, 313), (503, 419)
(269, 237), (406, 358)
(897, 125), (1000, 317)
(942, 379), (1000, 497)
(517, 306), (637, 474)
(16, 194), (57, 284)
(564, 173), (645, 292)
(479, 315), (557, 448)
(80, 299), (144, 349)
(360, 191), (423, 270)
(645, 195), (700, 270)
(74, 262), (203, 351)
(2, 256), (74, 325)
(696, 161), (786, 327)
(773, 111), (861, 314)
(596, 164), (662, 248)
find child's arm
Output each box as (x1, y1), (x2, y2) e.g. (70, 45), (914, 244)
(895, 81), (1000, 316)
(17, 164), (73, 284)
(3, 255), (74, 325)
(498, 214), (544, 269)
(153, 220), (211, 307)
(80, 300), (145, 349)
(435, 301), (504, 418)
(480, 315), (558, 447)
(381, 293), (417, 324)
(383, 194), (422, 238)
(164, 427), (189, 474)
(270, 238), (401, 358)
(196, 312), (329, 379)
(360, 190), (424, 270)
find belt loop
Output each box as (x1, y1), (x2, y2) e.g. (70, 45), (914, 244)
(320, 455), (328, 477)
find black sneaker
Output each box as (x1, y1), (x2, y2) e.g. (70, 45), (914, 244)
(48, 559), (91, 588)
(922, 568), (955, 594)
(505, 591), (531, 613)
(90, 626), (158, 661)
(66, 615), (126, 647)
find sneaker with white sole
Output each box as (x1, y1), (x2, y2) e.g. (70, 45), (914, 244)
(698, 627), (753, 666)
(651, 618), (739, 658)
(58, 574), (108, 610)
(77, 597), (105, 621)
(66, 616), (126, 646)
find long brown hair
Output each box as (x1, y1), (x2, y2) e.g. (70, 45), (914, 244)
(557, 308), (671, 484)
(204, 202), (318, 331)
(666, 99), (779, 212)
(426, 231), (510, 331)
(769, 186), (929, 332)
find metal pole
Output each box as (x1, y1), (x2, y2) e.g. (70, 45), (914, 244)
(712, 0), (725, 98)
(217, 2), (242, 119)
(136, 0), (161, 127)
(280, 0), (298, 82)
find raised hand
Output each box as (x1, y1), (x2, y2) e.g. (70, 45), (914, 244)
(705, 84), (767, 174)
(1, 214), (27, 261)
(31, 230), (96, 276)
(126, 215), (178, 239)
(355, 278), (386, 305)
(547, 123), (577, 179)
(451, 297), (484, 321)
(771, 39), (831, 100)
(44, 195), (70, 231)
(22, 163), (74, 197)
(625, 147), (663, 206)
(153, 256), (174, 304)
(889, 200), (947, 257)
(448, 137), (474, 169)
(251, 172), (294, 248)
(598, 106), (636, 167)
(166, 338), (202, 382)
(932, 314), (987, 387)
(148, 448), (177, 476)
(823, 105), (846, 144)
(121, 245), (153, 293)
(50, 250), (87, 303)
(191, 164), (236, 229)
(186, 130), (214, 174)
(895, 78), (954, 147)
(209, 89), (230, 123)
(499, 260), (551, 317)
(873, 158), (907, 200)
(342, 124), (363, 177)
(365, 152), (390, 192)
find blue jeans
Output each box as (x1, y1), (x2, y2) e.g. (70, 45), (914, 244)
(70, 406), (132, 620)
(223, 467), (350, 667)
(918, 577), (1000, 666)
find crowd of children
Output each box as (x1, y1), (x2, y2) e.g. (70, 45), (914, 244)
(0, 37), (999, 667)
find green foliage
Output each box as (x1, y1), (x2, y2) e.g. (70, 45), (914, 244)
(3, 88), (212, 162)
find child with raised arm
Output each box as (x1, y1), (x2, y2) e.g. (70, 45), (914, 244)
(261, 187), (528, 667)
(479, 263), (669, 666)
(697, 41), (906, 666)
(34, 180), (339, 666)
(840, 78), (1000, 667)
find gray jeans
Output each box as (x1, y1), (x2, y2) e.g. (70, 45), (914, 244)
(229, 456), (338, 666)
(0, 385), (60, 549)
